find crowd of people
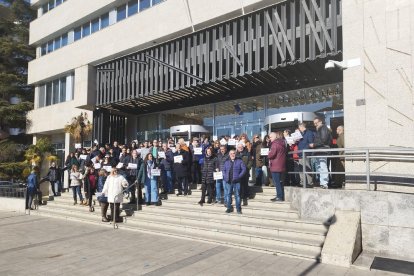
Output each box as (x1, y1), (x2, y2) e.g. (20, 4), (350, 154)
(28, 116), (345, 221)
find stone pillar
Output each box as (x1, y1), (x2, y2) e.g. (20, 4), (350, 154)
(63, 132), (71, 190)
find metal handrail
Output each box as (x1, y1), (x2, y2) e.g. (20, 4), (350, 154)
(287, 147), (414, 191)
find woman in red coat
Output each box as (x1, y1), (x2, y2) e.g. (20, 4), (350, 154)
(268, 131), (287, 201)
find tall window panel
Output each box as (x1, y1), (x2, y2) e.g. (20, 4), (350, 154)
(82, 23), (91, 38)
(117, 5), (127, 22)
(101, 13), (110, 29)
(128, 0), (139, 16)
(74, 27), (82, 41)
(139, 0), (151, 11)
(91, 18), (100, 34)
(37, 74), (73, 108)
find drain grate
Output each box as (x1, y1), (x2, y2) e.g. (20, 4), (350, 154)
(371, 256), (414, 275)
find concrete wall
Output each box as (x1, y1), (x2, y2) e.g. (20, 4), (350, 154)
(342, 0), (414, 148)
(286, 187), (414, 260)
(0, 198), (25, 213)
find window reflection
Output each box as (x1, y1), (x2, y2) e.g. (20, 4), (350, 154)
(117, 5), (127, 21)
(139, 0), (151, 11)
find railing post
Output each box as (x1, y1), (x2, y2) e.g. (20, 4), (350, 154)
(366, 149), (370, 190)
(302, 150), (307, 188)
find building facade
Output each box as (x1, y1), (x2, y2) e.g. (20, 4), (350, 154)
(27, 0), (414, 164)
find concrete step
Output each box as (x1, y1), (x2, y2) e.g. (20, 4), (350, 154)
(54, 196), (297, 219)
(45, 200), (325, 241)
(46, 199), (328, 233)
(32, 207), (322, 260)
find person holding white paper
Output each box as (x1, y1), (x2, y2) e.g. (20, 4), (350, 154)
(160, 142), (174, 194)
(137, 153), (160, 206)
(124, 150), (142, 204)
(173, 143), (190, 196)
(215, 145), (229, 205)
(199, 147), (218, 205)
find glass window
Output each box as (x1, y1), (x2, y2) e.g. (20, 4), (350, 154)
(38, 85), (46, 108)
(47, 41), (53, 53)
(91, 18), (100, 33)
(82, 23), (90, 38)
(117, 5), (127, 21)
(100, 13), (109, 29)
(74, 27), (82, 41)
(41, 44), (47, 56)
(48, 0), (55, 10)
(139, 0), (151, 11)
(42, 3), (49, 13)
(61, 33), (68, 46)
(54, 37), (61, 50)
(55, 0), (63, 6)
(45, 83), (52, 106)
(60, 77), (66, 102)
(153, 0), (163, 5)
(128, 0), (138, 16)
(53, 80), (60, 104)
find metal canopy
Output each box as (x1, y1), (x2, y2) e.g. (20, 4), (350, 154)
(95, 0), (343, 115)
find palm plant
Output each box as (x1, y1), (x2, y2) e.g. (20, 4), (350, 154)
(64, 112), (92, 146)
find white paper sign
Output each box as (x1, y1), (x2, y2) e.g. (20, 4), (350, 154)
(79, 154), (87, 160)
(213, 136), (218, 141)
(158, 151), (166, 159)
(75, 143), (82, 149)
(116, 162), (124, 169)
(91, 157), (97, 163)
(228, 139), (236, 146)
(128, 163), (138, 169)
(193, 147), (203, 155)
(261, 148), (270, 156)
(286, 137), (295, 145)
(94, 163), (101, 169)
(174, 155), (183, 163)
(151, 169), (161, 176)
(185, 141), (190, 147)
(220, 138), (227, 145)
(291, 131), (303, 140)
(103, 166), (112, 172)
(170, 147), (177, 153)
(213, 171), (223, 180)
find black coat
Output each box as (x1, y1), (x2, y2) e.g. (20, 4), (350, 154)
(201, 155), (217, 184)
(173, 150), (190, 178)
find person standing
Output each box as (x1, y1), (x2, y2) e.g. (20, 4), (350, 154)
(69, 165), (84, 205)
(236, 143), (252, 206)
(199, 147), (217, 205)
(173, 143), (190, 196)
(102, 168), (128, 223)
(309, 117), (332, 189)
(26, 166), (39, 210)
(222, 149), (246, 214)
(268, 132), (287, 202)
(138, 153), (161, 206)
(97, 169), (109, 222)
(124, 150), (142, 204)
(47, 162), (59, 196)
(296, 123), (314, 187)
(333, 125), (345, 187)
(215, 145), (229, 204)
(160, 142), (174, 194)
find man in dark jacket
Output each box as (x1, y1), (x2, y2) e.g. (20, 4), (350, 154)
(222, 150), (246, 214)
(215, 145), (229, 204)
(199, 147), (217, 205)
(309, 116), (332, 189)
(296, 122), (314, 187)
(47, 162), (59, 196)
(160, 142), (174, 194)
(236, 143), (252, 206)
(173, 144), (190, 196)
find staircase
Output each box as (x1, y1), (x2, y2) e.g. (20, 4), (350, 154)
(31, 186), (329, 260)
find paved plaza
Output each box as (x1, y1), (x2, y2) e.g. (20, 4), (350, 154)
(0, 210), (406, 276)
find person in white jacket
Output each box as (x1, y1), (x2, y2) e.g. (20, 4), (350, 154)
(102, 168), (128, 223)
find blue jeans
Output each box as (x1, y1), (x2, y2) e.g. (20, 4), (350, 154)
(215, 179), (224, 202)
(72, 186), (83, 201)
(162, 170), (173, 193)
(144, 177), (159, 203)
(271, 172), (284, 200)
(225, 182), (241, 212)
(255, 167), (263, 186)
(314, 157), (329, 187)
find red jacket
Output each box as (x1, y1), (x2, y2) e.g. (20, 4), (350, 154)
(268, 139), (287, 173)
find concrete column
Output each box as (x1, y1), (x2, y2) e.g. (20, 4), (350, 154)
(63, 132), (71, 189)
(126, 115), (137, 143)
